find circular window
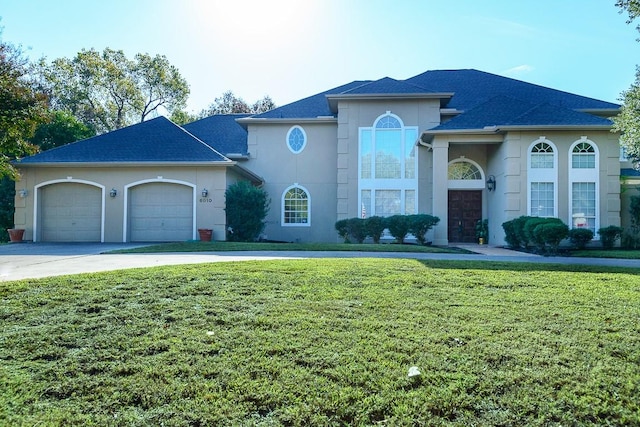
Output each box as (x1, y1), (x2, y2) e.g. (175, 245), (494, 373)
(287, 126), (307, 154)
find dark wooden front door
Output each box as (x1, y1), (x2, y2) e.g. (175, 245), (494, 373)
(448, 190), (482, 243)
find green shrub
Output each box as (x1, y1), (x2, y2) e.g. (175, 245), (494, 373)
(335, 219), (350, 243)
(475, 219), (488, 243)
(408, 214), (440, 245)
(502, 216), (535, 249)
(534, 222), (569, 254)
(524, 217), (563, 251)
(224, 181), (270, 242)
(598, 226), (623, 249)
(364, 216), (386, 244)
(568, 228), (594, 250)
(386, 215), (410, 244)
(348, 218), (368, 244)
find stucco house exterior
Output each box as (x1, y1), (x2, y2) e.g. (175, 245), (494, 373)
(13, 69), (633, 245)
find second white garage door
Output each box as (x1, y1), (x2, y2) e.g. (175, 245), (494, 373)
(128, 183), (193, 242)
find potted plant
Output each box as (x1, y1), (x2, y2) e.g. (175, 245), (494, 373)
(475, 219), (488, 245)
(197, 228), (213, 242)
(7, 228), (25, 243)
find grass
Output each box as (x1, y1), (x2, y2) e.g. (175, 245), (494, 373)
(1, 259), (639, 426)
(111, 241), (470, 254)
(570, 248), (640, 259)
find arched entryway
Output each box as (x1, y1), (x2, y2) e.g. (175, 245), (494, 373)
(447, 159), (485, 243)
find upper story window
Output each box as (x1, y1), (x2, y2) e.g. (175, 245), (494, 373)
(530, 142), (555, 168)
(572, 141), (596, 168)
(286, 126), (307, 154)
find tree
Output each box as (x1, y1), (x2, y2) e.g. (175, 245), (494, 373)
(30, 110), (95, 151)
(614, 0), (640, 165)
(0, 38), (47, 178)
(39, 48), (189, 133)
(224, 181), (270, 242)
(198, 91), (277, 118)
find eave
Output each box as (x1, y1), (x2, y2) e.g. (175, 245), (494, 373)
(14, 160), (235, 168)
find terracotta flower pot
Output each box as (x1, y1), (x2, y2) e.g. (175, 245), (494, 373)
(7, 228), (25, 243)
(198, 228), (213, 242)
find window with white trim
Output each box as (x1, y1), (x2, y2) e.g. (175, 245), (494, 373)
(528, 138), (557, 217)
(286, 126), (307, 154)
(358, 112), (418, 218)
(282, 185), (310, 226)
(569, 138), (599, 234)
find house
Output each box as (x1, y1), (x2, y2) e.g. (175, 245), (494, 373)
(13, 69), (630, 245)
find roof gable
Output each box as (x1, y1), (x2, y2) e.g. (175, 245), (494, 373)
(17, 116), (229, 164)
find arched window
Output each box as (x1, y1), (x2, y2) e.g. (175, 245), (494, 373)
(528, 138), (558, 217)
(282, 184), (310, 226)
(358, 112), (418, 217)
(286, 126), (307, 154)
(569, 138), (599, 234)
(447, 159), (485, 189)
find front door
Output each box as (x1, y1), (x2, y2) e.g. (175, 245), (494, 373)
(448, 190), (482, 243)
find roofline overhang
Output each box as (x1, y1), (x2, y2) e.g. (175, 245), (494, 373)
(229, 162), (264, 184)
(326, 92), (454, 113)
(236, 117), (337, 125)
(13, 160), (235, 168)
(420, 123), (614, 143)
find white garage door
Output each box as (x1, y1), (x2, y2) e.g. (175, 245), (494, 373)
(129, 183), (193, 242)
(40, 183), (102, 242)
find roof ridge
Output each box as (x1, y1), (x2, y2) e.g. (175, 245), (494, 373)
(173, 119), (232, 161)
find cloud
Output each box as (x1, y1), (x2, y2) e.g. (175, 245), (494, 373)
(503, 65), (534, 75)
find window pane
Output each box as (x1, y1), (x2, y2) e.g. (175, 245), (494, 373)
(361, 190), (371, 219)
(405, 190), (415, 215)
(375, 190), (401, 216)
(531, 153), (554, 168)
(404, 128), (417, 179)
(360, 130), (372, 179)
(283, 187), (309, 224)
(530, 182), (554, 217)
(448, 162), (482, 180)
(375, 130), (402, 179)
(572, 154), (595, 169)
(572, 182), (596, 232)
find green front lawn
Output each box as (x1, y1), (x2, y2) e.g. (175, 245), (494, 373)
(112, 241), (471, 254)
(1, 259), (639, 425)
(570, 249), (640, 259)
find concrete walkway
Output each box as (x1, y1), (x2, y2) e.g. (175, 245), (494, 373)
(0, 242), (637, 282)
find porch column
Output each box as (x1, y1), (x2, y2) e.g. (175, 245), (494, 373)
(432, 139), (449, 245)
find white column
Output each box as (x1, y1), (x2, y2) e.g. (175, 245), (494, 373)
(432, 139), (449, 245)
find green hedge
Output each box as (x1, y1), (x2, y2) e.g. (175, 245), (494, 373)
(335, 214), (439, 245)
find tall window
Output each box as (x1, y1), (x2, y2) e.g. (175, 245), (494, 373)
(282, 185), (310, 226)
(358, 112), (418, 218)
(569, 138), (598, 234)
(528, 138), (557, 217)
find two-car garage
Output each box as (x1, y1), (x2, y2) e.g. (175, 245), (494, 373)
(36, 181), (194, 243)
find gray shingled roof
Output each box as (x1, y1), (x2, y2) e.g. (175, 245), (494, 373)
(16, 116), (229, 164)
(183, 114), (250, 156)
(432, 96), (613, 131)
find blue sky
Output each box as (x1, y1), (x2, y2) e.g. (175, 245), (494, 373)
(1, 0), (638, 113)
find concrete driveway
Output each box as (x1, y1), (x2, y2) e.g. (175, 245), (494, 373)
(0, 242), (637, 282)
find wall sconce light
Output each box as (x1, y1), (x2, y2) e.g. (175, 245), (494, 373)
(486, 175), (496, 192)
(201, 188), (209, 197)
(18, 189), (28, 198)
(110, 188), (117, 198)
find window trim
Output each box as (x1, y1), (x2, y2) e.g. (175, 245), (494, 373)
(358, 112), (418, 218)
(286, 125), (307, 154)
(281, 184), (311, 227)
(568, 138), (599, 235)
(527, 137), (558, 217)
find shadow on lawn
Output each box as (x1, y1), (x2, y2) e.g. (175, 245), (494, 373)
(415, 259), (640, 275)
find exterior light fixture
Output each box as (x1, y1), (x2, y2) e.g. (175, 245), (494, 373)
(202, 189), (209, 197)
(110, 188), (117, 198)
(486, 175), (496, 192)
(18, 189), (28, 198)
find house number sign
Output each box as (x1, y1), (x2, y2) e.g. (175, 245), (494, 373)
(199, 198), (212, 203)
